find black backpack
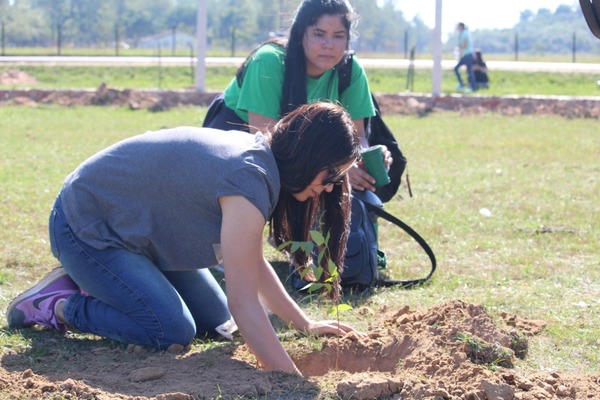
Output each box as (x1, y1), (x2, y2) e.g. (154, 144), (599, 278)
(220, 45), (437, 291)
(336, 53), (436, 290)
(337, 52), (407, 203)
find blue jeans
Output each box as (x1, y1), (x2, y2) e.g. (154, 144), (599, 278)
(454, 53), (477, 90)
(49, 197), (231, 350)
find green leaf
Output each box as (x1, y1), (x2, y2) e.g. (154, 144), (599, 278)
(314, 266), (324, 281)
(310, 230), (325, 246)
(276, 240), (291, 252)
(317, 250), (325, 265)
(301, 241), (314, 255)
(299, 268), (310, 279)
(327, 259), (338, 276)
(328, 303), (353, 317)
(290, 241), (301, 253)
(307, 283), (324, 293)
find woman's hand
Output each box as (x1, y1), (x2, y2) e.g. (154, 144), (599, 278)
(381, 145), (393, 170)
(348, 163), (375, 192)
(349, 145), (393, 192)
(305, 320), (365, 337)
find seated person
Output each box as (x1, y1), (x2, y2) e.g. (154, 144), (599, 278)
(473, 50), (489, 89)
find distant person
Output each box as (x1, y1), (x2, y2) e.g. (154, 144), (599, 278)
(473, 50), (489, 89)
(7, 102), (364, 375)
(453, 22), (477, 93)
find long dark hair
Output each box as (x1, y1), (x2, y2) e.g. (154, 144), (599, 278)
(268, 102), (360, 296)
(475, 50), (485, 65)
(235, 0), (357, 116)
(283, 0), (356, 115)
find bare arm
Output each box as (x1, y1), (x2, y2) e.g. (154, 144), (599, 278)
(248, 111), (277, 135)
(219, 195), (299, 374)
(473, 63), (488, 73)
(219, 196), (362, 373)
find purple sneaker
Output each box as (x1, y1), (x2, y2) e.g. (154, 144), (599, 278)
(7, 267), (79, 333)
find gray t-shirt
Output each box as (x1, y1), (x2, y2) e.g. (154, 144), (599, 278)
(59, 127), (280, 270)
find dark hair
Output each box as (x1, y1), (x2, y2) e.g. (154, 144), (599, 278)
(235, 0), (357, 118)
(283, 0), (356, 115)
(268, 102), (360, 297)
(475, 50), (485, 64)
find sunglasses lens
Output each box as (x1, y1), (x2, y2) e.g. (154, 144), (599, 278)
(323, 174), (343, 186)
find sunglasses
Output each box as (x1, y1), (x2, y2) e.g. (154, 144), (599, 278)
(322, 164), (353, 187)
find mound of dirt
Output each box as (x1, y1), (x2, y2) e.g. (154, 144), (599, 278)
(2, 80), (600, 119)
(0, 300), (598, 399)
(0, 69), (38, 85)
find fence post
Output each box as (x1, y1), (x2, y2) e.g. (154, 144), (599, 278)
(157, 43), (162, 89)
(404, 29), (408, 59)
(172, 26), (177, 56)
(115, 23), (120, 56)
(514, 32), (519, 61)
(572, 32), (576, 63)
(189, 43), (194, 86)
(406, 46), (415, 91)
(1, 22), (5, 56)
(231, 27), (236, 57)
(57, 22), (62, 56)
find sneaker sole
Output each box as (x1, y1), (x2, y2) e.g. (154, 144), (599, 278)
(6, 268), (69, 328)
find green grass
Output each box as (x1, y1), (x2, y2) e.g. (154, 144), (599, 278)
(4, 47), (600, 63)
(2, 64), (600, 96)
(0, 65), (237, 91)
(0, 106), (598, 378)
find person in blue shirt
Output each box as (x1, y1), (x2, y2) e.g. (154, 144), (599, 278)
(453, 22), (477, 93)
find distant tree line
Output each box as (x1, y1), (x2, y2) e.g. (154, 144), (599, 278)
(0, 0), (598, 55)
(464, 5), (600, 55)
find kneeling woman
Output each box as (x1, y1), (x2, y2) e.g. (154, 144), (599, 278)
(8, 102), (362, 375)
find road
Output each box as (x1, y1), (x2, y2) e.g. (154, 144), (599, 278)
(1, 55), (600, 73)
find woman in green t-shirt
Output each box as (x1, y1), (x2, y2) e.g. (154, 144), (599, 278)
(204, 0), (391, 192)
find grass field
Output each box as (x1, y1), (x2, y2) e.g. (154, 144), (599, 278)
(3, 47), (600, 62)
(2, 63), (600, 97)
(1, 105), (598, 377)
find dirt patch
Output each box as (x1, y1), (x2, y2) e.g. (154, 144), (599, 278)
(0, 69), (38, 85)
(1, 300), (598, 399)
(1, 79), (600, 118)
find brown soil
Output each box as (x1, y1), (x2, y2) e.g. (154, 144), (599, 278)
(0, 69), (38, 85)
(1, 300), (598, 399)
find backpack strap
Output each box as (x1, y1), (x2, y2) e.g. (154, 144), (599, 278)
(364, 202), (437, 288)
(337, 51), (354, 96)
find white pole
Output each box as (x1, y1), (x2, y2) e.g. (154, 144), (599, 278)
(432, 0), (443, 96)
(195, 0), (207, 92)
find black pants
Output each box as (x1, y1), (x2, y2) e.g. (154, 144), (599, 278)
(202, 94), (250, 133)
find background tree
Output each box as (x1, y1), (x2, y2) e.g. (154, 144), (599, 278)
(0, 0), (598, 56)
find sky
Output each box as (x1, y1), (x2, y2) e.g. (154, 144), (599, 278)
(392, 0), (579, 35)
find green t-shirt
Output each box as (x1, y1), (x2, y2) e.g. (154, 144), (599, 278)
(223, 43), (375, 123)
